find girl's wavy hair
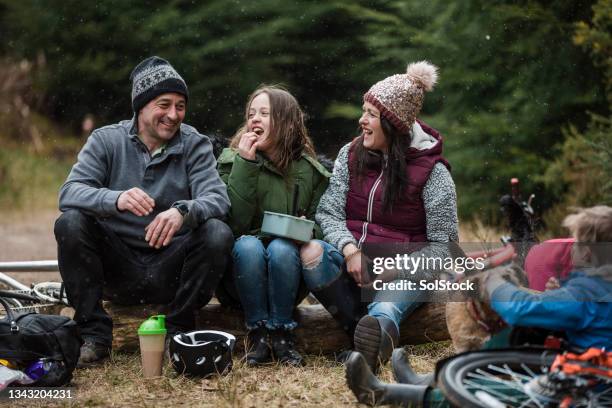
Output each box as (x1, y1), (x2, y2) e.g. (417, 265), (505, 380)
(351, 116), (412, 214)
(230, 85), (316, 174)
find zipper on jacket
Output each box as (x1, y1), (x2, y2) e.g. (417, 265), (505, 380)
(358, 163), (385, 248)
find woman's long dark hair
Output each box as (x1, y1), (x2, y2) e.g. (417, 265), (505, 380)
(351, 117), (412, 214)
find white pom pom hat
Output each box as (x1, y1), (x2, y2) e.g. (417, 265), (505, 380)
(363, 60), (438, 133)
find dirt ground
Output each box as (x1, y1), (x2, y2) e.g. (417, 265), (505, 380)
(0, 209), (61, 286)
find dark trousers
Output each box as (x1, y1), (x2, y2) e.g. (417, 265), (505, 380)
(54, 210), (233, 346)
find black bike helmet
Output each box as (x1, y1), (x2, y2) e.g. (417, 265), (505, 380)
(169, 330), (236, 377)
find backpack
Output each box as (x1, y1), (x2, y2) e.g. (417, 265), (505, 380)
(0, 296), (82, 386)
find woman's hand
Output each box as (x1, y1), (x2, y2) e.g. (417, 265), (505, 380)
(343, 244), (365, 285)
(346, 253), (363, 285)
(238, 131), (259, 161)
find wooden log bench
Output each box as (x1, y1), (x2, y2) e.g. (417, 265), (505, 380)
(65, 301), (450, 354)
(8, 259), (449, 353)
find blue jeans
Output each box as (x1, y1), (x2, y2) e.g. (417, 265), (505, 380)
(233, 235), (302, 330)
(302, 239), (422, 331)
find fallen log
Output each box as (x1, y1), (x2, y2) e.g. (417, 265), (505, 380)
(65, 301), (449, 354)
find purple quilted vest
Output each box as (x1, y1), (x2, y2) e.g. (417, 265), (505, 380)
(345, 120), (450, 246)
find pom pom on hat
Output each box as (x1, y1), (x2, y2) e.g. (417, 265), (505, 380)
(406, 60), (438, 92)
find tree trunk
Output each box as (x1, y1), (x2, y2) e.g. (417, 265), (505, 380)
(71, 301), (449, 354)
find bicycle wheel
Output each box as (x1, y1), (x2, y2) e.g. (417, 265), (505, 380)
(438, 349), (611, 408)
(0, 289), (63, 315)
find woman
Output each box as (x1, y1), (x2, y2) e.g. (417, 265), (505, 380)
(217, 85), (329, 366)
(300, 61), (458, 371)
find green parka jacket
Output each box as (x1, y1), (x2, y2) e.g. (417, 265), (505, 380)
(217, 148), (330, 239)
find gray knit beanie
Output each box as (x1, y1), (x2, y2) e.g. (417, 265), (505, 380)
(130, 56), (188, 113)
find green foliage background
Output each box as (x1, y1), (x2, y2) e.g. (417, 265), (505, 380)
(0, 0), (609, 222)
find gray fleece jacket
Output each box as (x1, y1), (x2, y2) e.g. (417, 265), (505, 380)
(59, 118), (230, 249)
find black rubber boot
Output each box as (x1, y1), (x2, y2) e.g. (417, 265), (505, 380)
(334, 349), (353, 364)
(246, 326), (272, 366)
(391, 348), (435, 386)
(354, 315), (399, 373)
(345, 351), (429, 407)
(270, 329), (305, 367)
(310, 272), (365, 337)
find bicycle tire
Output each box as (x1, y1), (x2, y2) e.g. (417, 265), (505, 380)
(0, 290), (62, 315)
(0, 289), (39, 302)
(0, 276), (67, 313)
(438, 349), (558, 408)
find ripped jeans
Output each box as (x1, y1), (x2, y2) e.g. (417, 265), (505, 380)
(233, 235), (302, 330)
(301, 239), (423, 331)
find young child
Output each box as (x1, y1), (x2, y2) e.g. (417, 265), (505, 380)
(485, 205), (612, 350)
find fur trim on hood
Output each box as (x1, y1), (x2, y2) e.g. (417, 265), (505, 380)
(410, 121), (438, 150)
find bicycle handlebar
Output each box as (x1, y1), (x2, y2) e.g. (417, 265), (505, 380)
(0, 260), (59, 272)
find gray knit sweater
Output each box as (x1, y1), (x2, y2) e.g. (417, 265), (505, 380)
(315, 123), (458, 278)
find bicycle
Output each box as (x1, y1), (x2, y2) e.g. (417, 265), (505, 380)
(458, 177), (538, 271)
(437, 347), (612, 408)
(0, 260), (68, 315)
(346, 346), (611, 407)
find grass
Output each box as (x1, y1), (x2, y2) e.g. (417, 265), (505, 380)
(0, 147), (72, 211)
(0, 110), (80, 212)
(11, 342), (453, 407)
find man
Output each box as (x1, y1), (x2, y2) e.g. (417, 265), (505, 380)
(55, 56), (233, 366)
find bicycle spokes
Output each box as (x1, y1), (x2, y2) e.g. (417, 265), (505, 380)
(439, 350), (612, 408)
